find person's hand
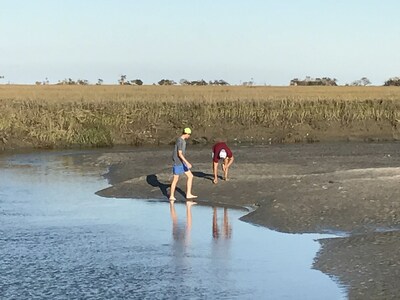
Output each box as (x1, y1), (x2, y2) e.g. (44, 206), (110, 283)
(186, 162), (192, 169)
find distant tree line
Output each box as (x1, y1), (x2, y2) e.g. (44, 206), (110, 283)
(33, 76), (230, 86)
(383, 77), (400, 86)
(3, 74), (400, 86)
(55, 78), (89, 85)
(118, 75), (143, 86)
(158, 79), (176, 85)
(288, 76), (400, 87)
(157, 79), (229, 86)
(290, 77), (338, 86)
(179, 79), (229, 86)
(347, 77), (371, 86)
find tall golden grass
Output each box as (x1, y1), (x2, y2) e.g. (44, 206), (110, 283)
(1, 84), (400, 102)
(1, 85), (400, 149)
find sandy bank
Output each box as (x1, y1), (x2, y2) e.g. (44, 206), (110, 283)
(90, 141), (400, 299)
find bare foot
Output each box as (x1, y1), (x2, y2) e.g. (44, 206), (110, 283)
(186, 195), (198, 199)
(186, 200), (198, 206)
(213, 179), (218, 184)
(169, 196), (176, 201)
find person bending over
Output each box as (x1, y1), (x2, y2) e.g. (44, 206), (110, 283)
(212, 142), (234, 184)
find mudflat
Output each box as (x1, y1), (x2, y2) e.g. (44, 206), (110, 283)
(92, 141), (400, 299)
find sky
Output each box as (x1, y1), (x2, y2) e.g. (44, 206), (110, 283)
(1, 0), (400, 86)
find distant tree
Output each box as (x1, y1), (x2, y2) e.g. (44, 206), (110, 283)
(360, 77), (371, 86)
(97, 79), (103, 85)
(130, 79), (143, 86)
(209, 79), (229, 86)
(118, 78), (143, 85)
(242, 78), (255, 86)
(57, 78), (78, 85)
(242, 78), (254, 86)
(180, 79), (190, 85)
(35, 81), (42, 85)
(322, 77), (337, 86)
(290, 77), (337, 86)
(352, 77), (371, 86)
(190, 79), (207, 86)
(118, 75), (127, 85)
(384, 77), (400, 86)
(77, 79), (89, 85)
(0, 75), (4, 79)
(158, 79), (176, 85)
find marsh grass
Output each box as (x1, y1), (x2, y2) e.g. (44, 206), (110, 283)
(1, 85), (400, 148)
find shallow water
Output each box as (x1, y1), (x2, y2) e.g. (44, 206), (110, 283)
(0, 150), (347, 299)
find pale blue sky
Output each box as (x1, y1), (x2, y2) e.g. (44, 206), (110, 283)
(1, 0), (399, 85)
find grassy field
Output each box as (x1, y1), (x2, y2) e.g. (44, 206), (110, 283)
(1, 85), (400, 150)
(1, 84), (400, 102)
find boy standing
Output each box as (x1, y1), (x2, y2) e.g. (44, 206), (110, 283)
(169, 128), (197, 201)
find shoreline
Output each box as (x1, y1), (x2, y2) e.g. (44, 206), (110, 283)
(94, 141), (400, 234)
(90, 141), (400, 299)
(2, 141), (399, 298)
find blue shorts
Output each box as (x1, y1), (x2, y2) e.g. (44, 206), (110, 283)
(172, 164), (189, 175)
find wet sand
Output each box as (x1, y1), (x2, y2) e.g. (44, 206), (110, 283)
(92, 142), (400, 299)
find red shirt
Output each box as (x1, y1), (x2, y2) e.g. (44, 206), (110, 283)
(212, 142), (233, 162)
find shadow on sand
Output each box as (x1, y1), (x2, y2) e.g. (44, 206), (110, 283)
(192, 171), (215, 182)
(146, 174), (185, 199)
(146, 172), (219, 199)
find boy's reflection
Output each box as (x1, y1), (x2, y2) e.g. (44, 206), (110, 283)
(169, 201), (196, 243)
(169, 202), (232, 242)
(212, 207), (232, 239)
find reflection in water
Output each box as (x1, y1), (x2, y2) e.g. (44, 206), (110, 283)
(0, 151), (347, 300)
(170, 203), (233, 242)
(212, 207), (232, 239)
(169, 201), (196, 243)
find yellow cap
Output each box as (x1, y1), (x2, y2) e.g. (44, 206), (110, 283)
(183, 127), (192, 134)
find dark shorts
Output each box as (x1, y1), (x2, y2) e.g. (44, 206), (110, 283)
(172, 164), (189, 175)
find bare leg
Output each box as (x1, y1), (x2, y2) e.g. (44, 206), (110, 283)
(223, 158), (231, 181)
(222, 161), (228, 180)
(224, 167), (229, 181)
(169, 175), (179, 201)
(185, 170), (197, 199)
(213, 162), (219, 184)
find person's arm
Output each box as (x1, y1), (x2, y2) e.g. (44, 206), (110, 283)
(178, 150), (192, 169)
